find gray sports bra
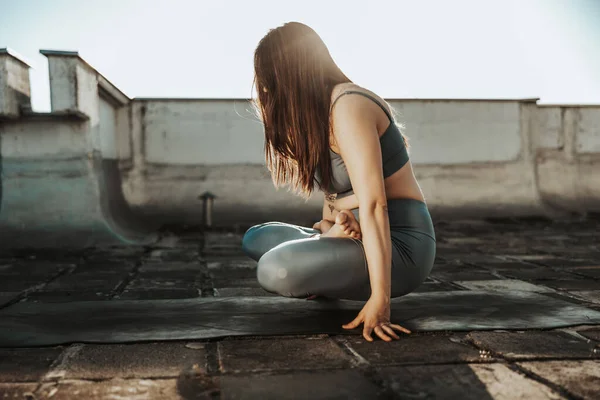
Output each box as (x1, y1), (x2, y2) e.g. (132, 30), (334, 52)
(314, 90), (409, 198)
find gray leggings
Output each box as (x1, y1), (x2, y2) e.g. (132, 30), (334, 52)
(242, 198), (436, 301)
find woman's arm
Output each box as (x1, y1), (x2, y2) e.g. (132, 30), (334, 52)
(322, 196), (337, 222)
(330, 92), (409, 342)
(331, 94), (391, 296)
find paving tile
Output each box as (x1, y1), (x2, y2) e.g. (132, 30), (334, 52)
(0, 292), (19, 307)
(25, 291), (112, 303)
(443, 237), (486, 245)
(570, 291), (600, 304)
(532, 279), (600, 291)
(480, 246), (533, 255)
(206, 259), (256, 270)
(138, 261), (204, 277)
(208, 266), (257, 280)
(454, 279), (554, 293)
(0, 277), (49, 292)
(429, 262), (482, 271)
(0, 347), (63, 382)
(576, 328), (600, 342)
(204, 232), (243, 246)
(344, 334), (482, 365)
(570, 266), (600, 279)
(518, 360), (600, 399)
(379, 364), (562, 400)
(133, 271), (203, 283)
(43, 272), (126, 292)
(533, 258), (598, 268)
(147, 249), (200, 262)
(481, 260), (544, 269)
(40, 378), (181, 400)
(125, 277), (199, 290)
(469, 364), (564, 399)
(0, 261), (68, 280)
(0, 262), (14, 271)
(218, 337), (352, 372)
(504, 255), (556, 263)
(220, 370), (383, 400)
(63, 342), (206, 379)
(118, 288), (201, 300)
(214, 287), (276, 297)
(204, 249), (246, 258)
(0, 383), (39, 398)
(431, 270), (502, 281)
(468, 331), (598, 360)
(491, 267), (579, 281)
(208, 260), (260, 288)
(212, 278), (261, 288)
(203, 235), (247, 256)
(413, 281), (462, 293)
(154, 235), (201, 249)
(76, 260), (136, 273)
(0, 261), (68, 292)
(87, 247), (146, 258)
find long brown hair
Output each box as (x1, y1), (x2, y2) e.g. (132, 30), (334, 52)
(252, 22), (352, 198)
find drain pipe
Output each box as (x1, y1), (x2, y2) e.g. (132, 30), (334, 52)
(199, 191), (216, 228)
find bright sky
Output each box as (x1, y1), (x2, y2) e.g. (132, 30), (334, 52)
(1, 0), (599, 111)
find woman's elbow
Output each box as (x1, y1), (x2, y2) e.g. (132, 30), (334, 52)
(359, 199), (388, 217)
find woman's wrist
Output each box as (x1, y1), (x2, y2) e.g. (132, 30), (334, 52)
(370, 289), (391, 302)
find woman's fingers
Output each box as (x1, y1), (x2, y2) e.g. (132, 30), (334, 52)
(342, 313), (363, 330)
(390, 323), (411, 335)
(374, 326), (392, 342)
(363, 327), (374, 342)
(381, 324), (400, 340)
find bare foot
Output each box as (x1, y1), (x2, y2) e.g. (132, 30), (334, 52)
(314, 219), (334, 234)
(322, 210), (362, 240)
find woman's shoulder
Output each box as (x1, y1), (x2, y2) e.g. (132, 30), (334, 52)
(331, 82), (363, 102)
(330, 83), (387, 108)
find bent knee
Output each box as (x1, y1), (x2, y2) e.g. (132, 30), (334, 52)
(242, 223), (272, 261)
(256, 249), (305, 297)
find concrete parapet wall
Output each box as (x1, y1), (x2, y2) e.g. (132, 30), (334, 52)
(127, 98), (600, 225)
(0, 50), (157, 248)
(0, 49), (31, 118)
(1, 48), (600, 246)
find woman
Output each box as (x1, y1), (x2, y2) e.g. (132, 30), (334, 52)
(242, 22), (436, 342)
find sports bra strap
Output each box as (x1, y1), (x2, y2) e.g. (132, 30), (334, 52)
(330, 90), (393, 122)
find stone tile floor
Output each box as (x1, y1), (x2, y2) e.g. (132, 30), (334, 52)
(1, 217), (600, 399)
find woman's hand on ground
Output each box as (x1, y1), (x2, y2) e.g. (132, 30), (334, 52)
(342, 294), (411, 342)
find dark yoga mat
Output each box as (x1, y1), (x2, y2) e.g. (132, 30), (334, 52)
(1, 290), (600, 347)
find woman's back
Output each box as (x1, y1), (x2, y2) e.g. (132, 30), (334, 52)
(328, 83), (426, 211)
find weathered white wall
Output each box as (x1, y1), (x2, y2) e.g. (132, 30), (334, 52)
(0, 50), (158, 248)
(576, 108), (600, 154)
(389, 100), (523, 165)
(0, 49), (31, 117)
(99, 98), (118, 159)
(1, 118), (91, 157)
(139, 99), (528, 167)
(0, 118), (103, 230)
(143, 100), (264, 165)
